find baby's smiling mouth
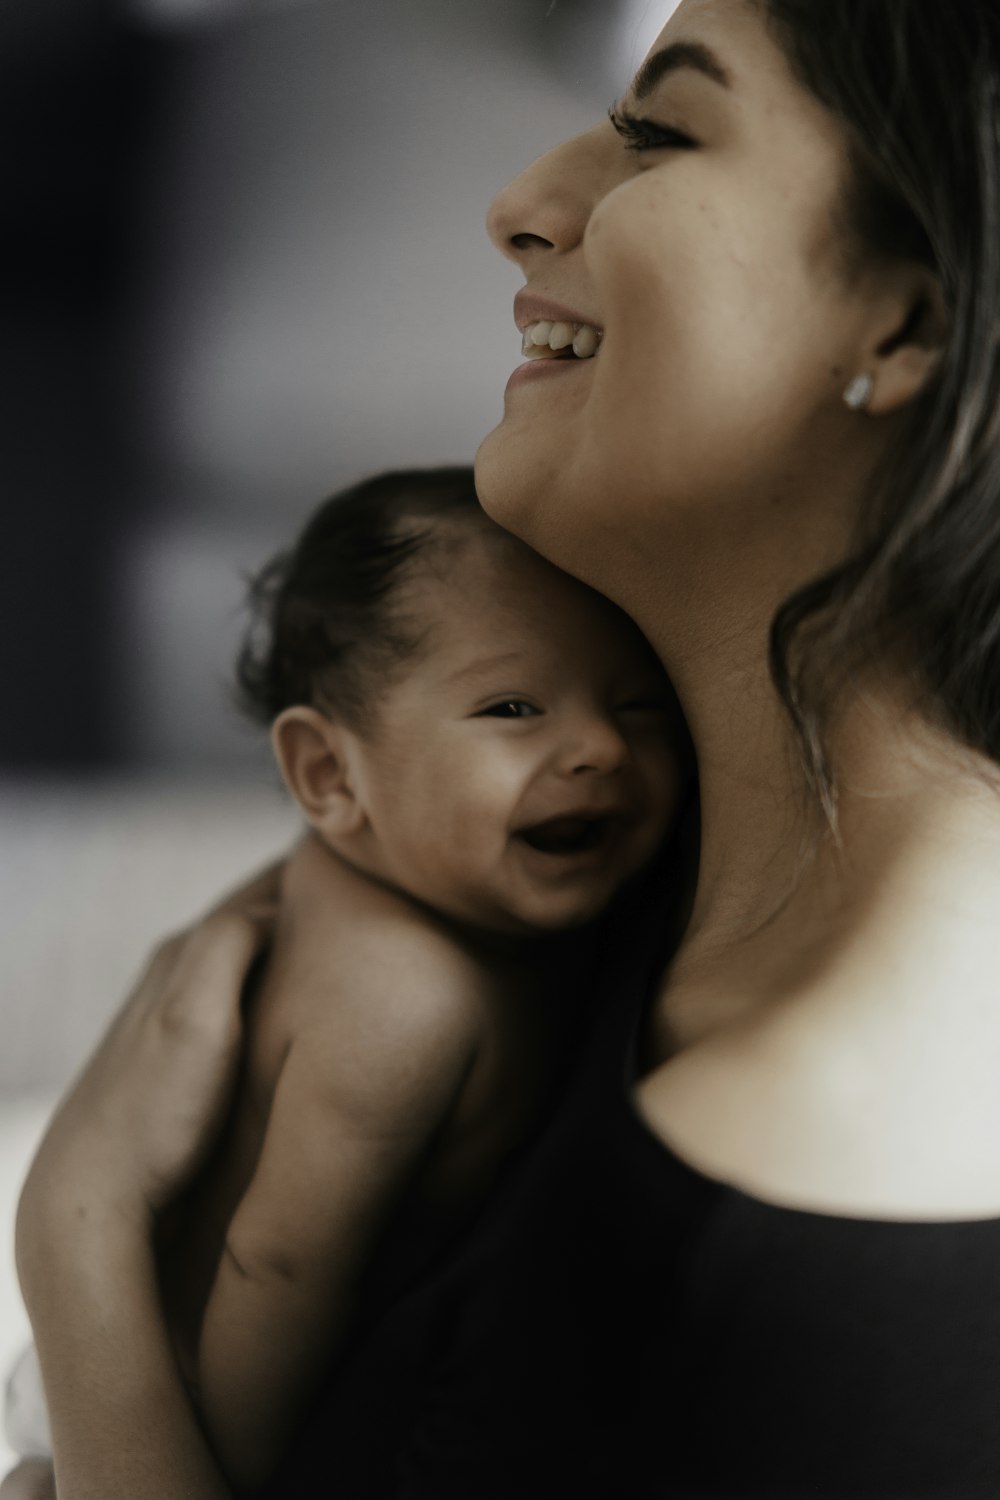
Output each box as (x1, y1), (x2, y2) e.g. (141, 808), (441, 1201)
(516, 814), (614, 855)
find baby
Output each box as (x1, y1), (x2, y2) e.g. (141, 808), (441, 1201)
(7, 467), (684, 1488)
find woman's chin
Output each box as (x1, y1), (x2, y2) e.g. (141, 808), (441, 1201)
(473, 421), (542, 538)
(474, 424), (613, 589)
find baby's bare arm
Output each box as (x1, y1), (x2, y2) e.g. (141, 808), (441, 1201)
(197, 944), (484, 1490)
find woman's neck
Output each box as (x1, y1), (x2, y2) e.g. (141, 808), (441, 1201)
(635, 596), (1000, 1047)
(664, 609), (823, 954)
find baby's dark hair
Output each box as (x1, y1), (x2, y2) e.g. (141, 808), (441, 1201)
(236, 466), (483, 729)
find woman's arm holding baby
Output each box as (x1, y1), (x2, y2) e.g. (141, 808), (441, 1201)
(197, 937), (484, 1490)
(12, 878), (277, 1500)
(20, 1204), (227, 1500)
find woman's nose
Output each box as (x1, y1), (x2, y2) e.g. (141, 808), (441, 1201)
(485, 123), (617, 265)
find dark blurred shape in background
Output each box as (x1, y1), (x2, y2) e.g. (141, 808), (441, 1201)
(1, 0), (154, 768)
(0, 0), (665, 775)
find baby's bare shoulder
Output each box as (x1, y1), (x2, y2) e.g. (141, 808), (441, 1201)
(337, 913), (492, 1040)
(277, 910), (492, 1134)
(275, 838), (494, 1015)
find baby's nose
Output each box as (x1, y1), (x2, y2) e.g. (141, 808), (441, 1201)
(563, 715), (629, 776)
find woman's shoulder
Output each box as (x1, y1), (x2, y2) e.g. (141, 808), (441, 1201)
(633, 984), (1000, 1225)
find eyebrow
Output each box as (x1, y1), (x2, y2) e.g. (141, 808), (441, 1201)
(445, 651), (525, 687)
(631, 40), (732, 101)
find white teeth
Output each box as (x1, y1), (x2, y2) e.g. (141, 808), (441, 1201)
(522, 330), (555, 359)
(572, 324), (599, 359)
(520, 319), (603, 361)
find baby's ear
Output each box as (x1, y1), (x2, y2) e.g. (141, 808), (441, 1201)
(271, 707), (368, 838)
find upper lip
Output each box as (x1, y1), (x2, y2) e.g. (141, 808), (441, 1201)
(513, 290), (603, 334)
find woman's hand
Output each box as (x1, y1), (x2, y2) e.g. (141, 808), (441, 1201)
(18, 866), (278, 1265)
(12, 867), (280, 1500)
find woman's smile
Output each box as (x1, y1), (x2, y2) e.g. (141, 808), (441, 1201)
(507, 291), (604, 393)
(504, 354), (597, 396)
(477, 0), (875, 606)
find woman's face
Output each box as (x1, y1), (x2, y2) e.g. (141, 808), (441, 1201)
(476, 0), (882, 606)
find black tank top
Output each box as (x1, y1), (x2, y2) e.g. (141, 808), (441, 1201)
(259, 857), (1000, 1499)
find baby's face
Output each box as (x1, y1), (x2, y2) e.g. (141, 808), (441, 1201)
(352, 528), (684, 936)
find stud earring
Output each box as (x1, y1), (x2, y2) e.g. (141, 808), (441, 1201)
(843, 373), (874, 412)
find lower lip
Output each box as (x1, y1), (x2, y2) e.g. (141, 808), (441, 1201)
(505, 356), (592, 395)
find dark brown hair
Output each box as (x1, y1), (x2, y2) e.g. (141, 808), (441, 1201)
(763, 0), (1000, 820)
(236, 466), (483, 728)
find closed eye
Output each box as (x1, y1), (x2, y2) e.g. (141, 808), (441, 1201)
(617, 698), (674, 716)
(608, 105), (697, 154)
(479, 700), (542, 720)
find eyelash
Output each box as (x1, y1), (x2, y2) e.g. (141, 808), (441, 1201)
(480, 700), (541, 720)
(607, 106), (696, 154)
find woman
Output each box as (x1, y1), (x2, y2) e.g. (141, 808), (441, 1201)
(9, 1), (1000, 1494)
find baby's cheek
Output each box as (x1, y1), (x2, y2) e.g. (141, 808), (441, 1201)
(639, 769), (682, 848)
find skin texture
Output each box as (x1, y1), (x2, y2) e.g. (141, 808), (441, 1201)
(9, 1), (1000, 1494)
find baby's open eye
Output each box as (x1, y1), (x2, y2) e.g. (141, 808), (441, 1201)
(480, 700), (542, 719)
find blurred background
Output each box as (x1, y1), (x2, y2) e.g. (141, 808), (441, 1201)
(0, 0), (671, 1436)
(0, 0), (672, 1082)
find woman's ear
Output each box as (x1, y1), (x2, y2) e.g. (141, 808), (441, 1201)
(864, 265), (949, 417)
(271, 706), (368, 839)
